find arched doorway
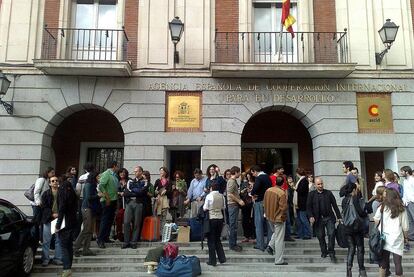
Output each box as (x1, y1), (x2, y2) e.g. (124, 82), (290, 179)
(51, 109), (124, 175)
(241, 110), (313, 176)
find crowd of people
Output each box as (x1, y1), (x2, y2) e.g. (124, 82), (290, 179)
(29, 160), (414, 277)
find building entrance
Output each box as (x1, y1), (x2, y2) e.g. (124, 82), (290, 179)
(169, 150), (201, 185)
(241, 109), (313, 175)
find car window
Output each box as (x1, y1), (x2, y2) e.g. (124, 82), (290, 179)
(0, 204), (23, 227)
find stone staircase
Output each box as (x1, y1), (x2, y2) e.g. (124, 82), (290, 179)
(32, 239), (414, 276)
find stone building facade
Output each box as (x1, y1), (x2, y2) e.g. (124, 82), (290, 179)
(0, 0), (414, 213)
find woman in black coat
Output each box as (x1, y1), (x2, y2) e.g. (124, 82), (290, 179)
(341, 183), (367, 277)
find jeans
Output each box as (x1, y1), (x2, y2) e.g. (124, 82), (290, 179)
(98, 200), (117, 243)
(123, 201), (143, 244)
(207, 219), (226, 265)
(268, 222), (286, 264)
(254, 201), (267, 250)
(297, 210), (312, 238)
(346, 232), (365, 270)
(42, 222), (62, 263)
(228, 205), (239, 248)
(285, 209), (292, 238)
(406, 202), (414, 240)
(314, 217), (336, 255)
(241, 203), (255, 239)
(58, 228), (74, 270)
(74, 208), (95, 252)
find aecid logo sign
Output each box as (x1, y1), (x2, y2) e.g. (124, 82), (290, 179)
(368, 104), (380, 122)
(368, 104), (379, 117)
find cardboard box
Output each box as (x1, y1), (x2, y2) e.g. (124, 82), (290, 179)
(177, 226), (190, 243)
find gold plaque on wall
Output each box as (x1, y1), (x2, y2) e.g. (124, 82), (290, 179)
(357, 93), (393, 133)
(166, 92), (202, 132)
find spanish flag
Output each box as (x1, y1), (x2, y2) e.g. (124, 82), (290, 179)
(281, 0), (296, 38)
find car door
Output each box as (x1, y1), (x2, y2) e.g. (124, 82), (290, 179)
(0, 202), (24, 273)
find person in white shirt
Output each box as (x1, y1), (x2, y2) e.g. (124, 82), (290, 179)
(369, 171), (385, 202)
(400, 166), (414, 243)
(203, 181), (226, 266)
(374, 188), (409, 277)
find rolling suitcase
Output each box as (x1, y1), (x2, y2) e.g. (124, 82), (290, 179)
(141, 216), (160, 242)
(189, 218), (202, 242)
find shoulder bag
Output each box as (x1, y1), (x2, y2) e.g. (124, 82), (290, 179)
(369, 211), (385, 258)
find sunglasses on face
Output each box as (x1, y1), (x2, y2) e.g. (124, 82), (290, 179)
(51, 179), (58, 183)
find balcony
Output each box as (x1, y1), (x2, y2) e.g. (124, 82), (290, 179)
(34, 27), (132, 76)
(212, 31), (356, 78)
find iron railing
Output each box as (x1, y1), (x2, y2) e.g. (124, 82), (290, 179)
(41, 26), (129, 61)
(214, 30), (349, 64)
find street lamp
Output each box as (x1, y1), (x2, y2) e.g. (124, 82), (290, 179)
(168, 16), (184, 67)
(375, 19), (399, 65)
(0, 72), (12, 115)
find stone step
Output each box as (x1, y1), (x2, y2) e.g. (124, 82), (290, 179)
(32, 262), (414, 274)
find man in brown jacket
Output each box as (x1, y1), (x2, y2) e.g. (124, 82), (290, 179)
(264, 176), (288, 265)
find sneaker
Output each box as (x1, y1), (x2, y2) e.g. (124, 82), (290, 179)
(61, 269), (72, 277)
(52, 259), (63, 265)
(41, 260), (49, 267)
(230, 245), (242, 252)
(266, 246), (274, 256)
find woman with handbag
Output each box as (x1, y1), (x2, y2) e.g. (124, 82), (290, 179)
(342, 183), (367, 277)
(155, 167), (172, 237)
(373, 188), (409, 277)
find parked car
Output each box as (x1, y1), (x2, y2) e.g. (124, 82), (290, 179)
(0, 199), (38, 276)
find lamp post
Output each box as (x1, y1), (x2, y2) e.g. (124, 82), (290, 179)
(168, 16), (184, 68)
(375, 19), (399, 65)
(0, 72), (12, 115)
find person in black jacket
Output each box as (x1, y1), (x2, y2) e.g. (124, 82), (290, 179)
(250, 165), (272, 251)
(342, 183), (367, 277)
(122, 166), (148, 249)
(307, 177), (342, 262)
(40, 176), (62, 266)
(295, 168), (312, 239)
(55, 179), (78, 277)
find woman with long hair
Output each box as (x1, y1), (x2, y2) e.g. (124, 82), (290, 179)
(374, 188), (409, 277)
(342, 183), (367, 277)
(155, 167), (171, 237)
(369, 171), (385, 202)
(205, 164), (227, 194)
(65, 166), (78, 190)
(383, 169), (400, 195)
(240, 172), (255, 243)
(74, 171), (100, 257)
(170, 170), (187, 222)
(115, 168), (129, 241)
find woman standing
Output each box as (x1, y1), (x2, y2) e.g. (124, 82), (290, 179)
(369, 171), (385, 202)
(65, 166), (78, 190)
(205, 164), (227, 195)
(56, 179), (78, 277)
(240, 172), (255, 243)
(203, 181), (226, 266)
(374, 188), (409, 277)
(307, 174), (315, 192)
(383, 169), (400, 195)
(115, 168), (129, 241)
(31, 167), (55, 242)
(155, 167), (171, 237)
(342, 183), (367, 277)
(170, 170), (187, 222)
(74, 172), (100, 257)
(40, 176), (62, 266)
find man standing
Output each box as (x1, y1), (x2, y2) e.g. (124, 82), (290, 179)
(295, 168), (312, 239)
(264, 176), (288, 265)
(340, 161), (357, 197)
(250, 165), (272, 251)
(97, 161), (119, 248)
(307, 177), (342, 262)
(184, 168), (207, 217)
(227, 166), (245, 252)
(401, 166), (414, 248)
(122, 166), (147, 249)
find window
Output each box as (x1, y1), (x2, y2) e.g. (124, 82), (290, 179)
(72, 0), (118, 60)
(0, 204), (22, 227)
(87, 148), (123, 173)
(253, 1), (298, 62)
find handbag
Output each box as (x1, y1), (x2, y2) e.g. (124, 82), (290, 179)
(369, 211), (385, 257)
(156, 255), (201, 277)
(24, 184), (36, 202)
(335, 222), (349, 248)
(342, 196), (363, 231)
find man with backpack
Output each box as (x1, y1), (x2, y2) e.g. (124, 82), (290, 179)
(307, 177), (342, 262)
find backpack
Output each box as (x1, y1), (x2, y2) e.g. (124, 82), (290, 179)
(342, 196), (363, 231)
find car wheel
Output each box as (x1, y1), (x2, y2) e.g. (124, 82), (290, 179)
(17, 245), (34, 276)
